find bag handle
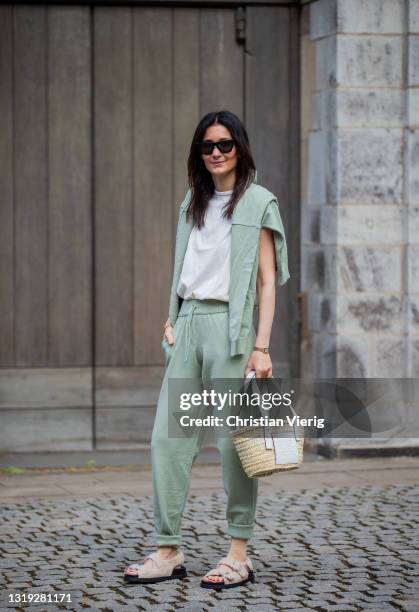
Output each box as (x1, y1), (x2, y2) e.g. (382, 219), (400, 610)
(242, 370), (301, 438)
(242, 370), (301, 465)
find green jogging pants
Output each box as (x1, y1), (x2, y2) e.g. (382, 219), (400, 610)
(151, 297), (258, 546)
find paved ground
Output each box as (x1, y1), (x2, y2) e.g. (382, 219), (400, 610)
(0, 448), (222, 471)
(1, 456), (419, 611)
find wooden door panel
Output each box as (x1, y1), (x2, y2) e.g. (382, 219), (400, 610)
(48, 6), (92, 365)
(199, 9), (244, 118)
(94, 6), (245, 367)
(0, 5), (93, 452)
(0, 6), (14, 366)
(0, 6), (92, 367)
(246, 6), (298, 376)
(94, 8), (133, 366)
(14, 6), (49, 366)
(132, 7), (174, 365)
(173, 9), (200, 206)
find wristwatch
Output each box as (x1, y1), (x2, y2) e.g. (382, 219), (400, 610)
(253, 346), (269, 354)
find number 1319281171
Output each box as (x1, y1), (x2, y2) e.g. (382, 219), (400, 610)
(8, 593), (72, 604)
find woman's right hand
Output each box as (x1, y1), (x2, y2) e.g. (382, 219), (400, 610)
(163, 319), (175, 346)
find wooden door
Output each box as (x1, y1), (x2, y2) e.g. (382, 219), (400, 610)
(93, 3), (299, 394)
(93, 7), (247, 446)
(0, 5), (93, 452)
(0, 3), (299, 451)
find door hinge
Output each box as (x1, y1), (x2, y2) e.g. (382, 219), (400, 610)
(235, 7), (246, 46)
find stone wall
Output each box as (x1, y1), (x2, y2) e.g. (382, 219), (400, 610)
(302, 0), (419, 379)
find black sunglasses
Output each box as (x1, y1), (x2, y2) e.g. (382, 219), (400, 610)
(197, 139), (236, 156)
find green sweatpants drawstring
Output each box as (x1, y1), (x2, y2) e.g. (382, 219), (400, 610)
(184, 304), (198, 363)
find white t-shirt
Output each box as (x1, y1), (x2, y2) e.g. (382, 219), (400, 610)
(176, 188), (233, 301)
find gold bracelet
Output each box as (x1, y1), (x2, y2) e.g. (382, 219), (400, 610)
(253, 346), (269, 354)
(164, 321), (173, 330)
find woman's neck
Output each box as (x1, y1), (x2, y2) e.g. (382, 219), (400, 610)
(212, 171), (236, 193)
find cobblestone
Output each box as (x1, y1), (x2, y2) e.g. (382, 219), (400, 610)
(0, 483), (418, 610)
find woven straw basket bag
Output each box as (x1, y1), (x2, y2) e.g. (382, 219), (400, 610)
(231, 371), (304, 478)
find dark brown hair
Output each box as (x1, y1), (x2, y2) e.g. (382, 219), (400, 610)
(186, 110), (256, 229)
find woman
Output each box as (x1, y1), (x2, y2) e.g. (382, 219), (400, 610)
(124, 110), (289, 589)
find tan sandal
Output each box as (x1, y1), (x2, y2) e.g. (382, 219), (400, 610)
(123, 550), (187, 584)
(201, 556), (255, 590)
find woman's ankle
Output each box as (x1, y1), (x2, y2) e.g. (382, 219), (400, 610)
(228, 538), (248, 561)
(157, 545), (178, 558)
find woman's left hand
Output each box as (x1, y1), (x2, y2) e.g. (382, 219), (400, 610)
(245, 351), (272, 378)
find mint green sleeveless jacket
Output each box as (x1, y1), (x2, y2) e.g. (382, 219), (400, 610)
(167, 180), (290, 357)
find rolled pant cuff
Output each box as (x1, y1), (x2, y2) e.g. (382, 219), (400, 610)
(227, 523), (255, 540)
(156, 535), (182, 547)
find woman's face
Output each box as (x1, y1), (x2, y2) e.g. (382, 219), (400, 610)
(200, 123), (238, 181)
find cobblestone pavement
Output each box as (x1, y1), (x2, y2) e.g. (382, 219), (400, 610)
(1, 483), (418, 611)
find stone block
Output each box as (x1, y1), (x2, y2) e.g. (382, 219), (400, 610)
(408, 205), (419, 244)
(312, 333), (370, 377)
(410, 338), (419, 376)
(327, 129), (338, 204)
(310, 0), (337, 40)
(410, 0), (419, 33)
(337, 294), (404, 333)
(408, 35), (419, 86)
(408, 246), (419, 292)
(315, 36), (337, 89)
(320, 206), (338, 244)
(313, 89), (336, 130)
(337, 128), (403, 205)
(307, 131), (327, 205)
(321, 206), (405, 246)
(301, 245), (337, 291)
(308, 294), (337, 332)
(375, 337), (406, 377)
(335, 336), (370, 381)
(312, 332), (336, 377)
(410, 296), (419, 331)
(406, 129), (419, 204)
(407, 88), (419, 127)
(337, 36), (403, 87)
(337, 89), (405, 128)
(301, 205), (321, 243)
(337, 0), (405, 35)
(338, 246), (402, 292)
